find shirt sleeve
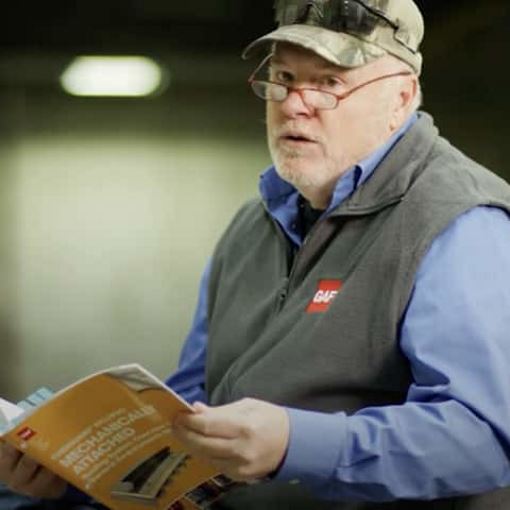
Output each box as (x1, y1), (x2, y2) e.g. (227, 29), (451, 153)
(165, 260), (211, 404)
(276, 206), (510, 501)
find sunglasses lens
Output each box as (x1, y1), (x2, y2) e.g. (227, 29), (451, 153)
(276, 0), (380, 36)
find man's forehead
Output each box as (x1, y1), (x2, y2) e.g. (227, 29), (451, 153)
(271, 43), (348, 72)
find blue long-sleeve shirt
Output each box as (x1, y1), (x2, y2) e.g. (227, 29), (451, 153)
(166, 115), (510, 500)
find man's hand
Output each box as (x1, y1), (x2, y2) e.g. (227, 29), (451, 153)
(173, 398), (290, 481)
(0, 442), (66, 499)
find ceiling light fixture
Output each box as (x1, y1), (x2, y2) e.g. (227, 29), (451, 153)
(60, 56), (166, 97)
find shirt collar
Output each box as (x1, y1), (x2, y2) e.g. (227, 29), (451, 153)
(259, 112), (418, 245)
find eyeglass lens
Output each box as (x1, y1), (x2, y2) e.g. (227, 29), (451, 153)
(251, 81), (338, 110)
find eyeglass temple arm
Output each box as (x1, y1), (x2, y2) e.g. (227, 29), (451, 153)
(334, 70), (412, 101)
(248, 53), (275, 84)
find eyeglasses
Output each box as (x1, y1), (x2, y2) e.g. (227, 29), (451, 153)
(248, 55), (412, 111)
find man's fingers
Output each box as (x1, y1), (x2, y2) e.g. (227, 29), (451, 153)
(173, 425), (237, 460)
(0, 443), (22, 473)
(0, 443), (67, 499)
(172, 426), (258, 481)
(175, 405), (245, 439)
(9, 455), (39, 490)
(25, 469), (67, 499)
(191, 401), (209, 413)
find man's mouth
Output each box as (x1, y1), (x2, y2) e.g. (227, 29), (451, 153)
(279, 132), (318, 145)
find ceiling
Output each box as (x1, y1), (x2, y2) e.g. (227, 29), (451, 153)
(0, 0), (505, 92)
(0, 1), (474, 56)
(0, 1), (508, 176)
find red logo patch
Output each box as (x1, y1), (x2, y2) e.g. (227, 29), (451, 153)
(17, 427), (36, 441)
(306, 279), (343, 313)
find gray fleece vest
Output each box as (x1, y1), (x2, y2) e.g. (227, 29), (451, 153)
(205, 113), (510, 510)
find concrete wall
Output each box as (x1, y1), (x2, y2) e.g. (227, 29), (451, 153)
(0, 87), (269, 399)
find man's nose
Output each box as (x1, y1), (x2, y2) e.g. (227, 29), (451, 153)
(279, 88), (313, 118)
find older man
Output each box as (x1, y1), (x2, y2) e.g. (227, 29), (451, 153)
(169, 0), (510, 509)
(2, 0), (510, 509)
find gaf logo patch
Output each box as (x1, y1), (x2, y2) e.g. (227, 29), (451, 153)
(17, 427), (36, 441)
(306, 279), (343, 313)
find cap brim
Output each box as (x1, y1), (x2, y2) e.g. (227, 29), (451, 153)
(242, 24), (386, 69)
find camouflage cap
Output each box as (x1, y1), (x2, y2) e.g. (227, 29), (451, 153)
(243, 0), (424, 75)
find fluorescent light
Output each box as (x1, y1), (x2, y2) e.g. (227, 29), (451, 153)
(60, 56), (165, 97)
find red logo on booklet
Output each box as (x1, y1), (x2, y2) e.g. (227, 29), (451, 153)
(306, 279), (343, 313)
(17, 427), (36, 441)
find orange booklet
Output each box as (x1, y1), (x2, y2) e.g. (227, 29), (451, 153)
(0, 364), (241, 510)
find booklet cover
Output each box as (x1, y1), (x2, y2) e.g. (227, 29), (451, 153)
(0, 364), (241, 510)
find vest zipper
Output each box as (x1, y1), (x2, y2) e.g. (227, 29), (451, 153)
(277, 281), (288, 310)
(275, 219), (325, 313)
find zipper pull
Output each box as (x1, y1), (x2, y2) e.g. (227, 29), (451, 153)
(277, 277), (289, 310)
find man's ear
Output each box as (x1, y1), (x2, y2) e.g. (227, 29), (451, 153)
(390, 76), (418, 130)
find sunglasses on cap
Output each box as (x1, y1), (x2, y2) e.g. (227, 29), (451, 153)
(276, 0), (402, 41)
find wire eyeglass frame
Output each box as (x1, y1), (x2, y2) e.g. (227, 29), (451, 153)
(248, 53), (412, 111)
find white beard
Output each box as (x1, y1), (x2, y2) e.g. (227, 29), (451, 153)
(269, 141), (333, 191)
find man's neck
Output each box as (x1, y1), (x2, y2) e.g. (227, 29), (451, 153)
(295, 113), (419, 210)
(300, 189), (330, 210)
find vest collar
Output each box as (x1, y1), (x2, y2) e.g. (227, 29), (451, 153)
(332, 112), (439, 216)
